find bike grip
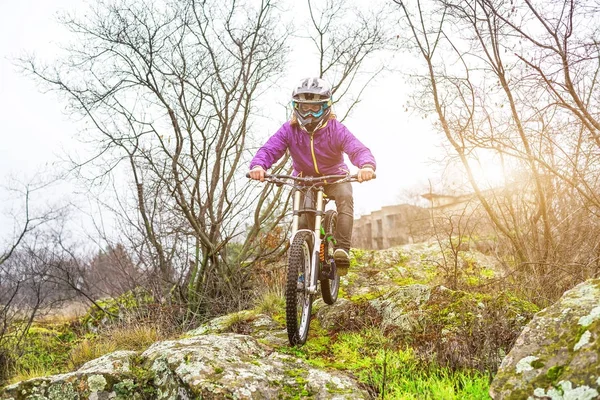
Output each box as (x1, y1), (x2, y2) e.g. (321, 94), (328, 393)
(354, 172), (376, 181)
(246, 171), (270, 180)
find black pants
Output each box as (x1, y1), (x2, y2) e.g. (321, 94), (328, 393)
(298, 182), (353, 250)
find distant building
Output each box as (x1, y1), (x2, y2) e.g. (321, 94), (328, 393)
(353, 204), (430, 250)
(353, 191), (483, 250)
(354, 177), (541, 250)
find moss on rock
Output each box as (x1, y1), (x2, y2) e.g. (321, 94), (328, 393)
(490, 279), (600, 399)
(408, 286), (538, 373)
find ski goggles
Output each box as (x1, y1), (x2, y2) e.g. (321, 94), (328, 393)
(293, 101), (330, 118)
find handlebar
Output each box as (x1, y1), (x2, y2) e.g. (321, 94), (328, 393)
(245, 172), (376, 184)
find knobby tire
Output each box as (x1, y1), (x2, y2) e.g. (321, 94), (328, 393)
(285, 231), (313, 346)
(320, 210), (340, 305)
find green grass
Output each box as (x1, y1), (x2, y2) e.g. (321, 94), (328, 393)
(373, 356), (490, 399)
(336, 331), (490, 399)
(282, 327), (491, 399)
(4, 322), (78, 384)
(3, 319), (168, 386)
(253, 289), (285, 317)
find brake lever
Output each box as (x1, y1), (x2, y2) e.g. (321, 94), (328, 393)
(264, 176), (284, 187)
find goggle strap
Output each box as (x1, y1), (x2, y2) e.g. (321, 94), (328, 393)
(292, 100), (332, 107)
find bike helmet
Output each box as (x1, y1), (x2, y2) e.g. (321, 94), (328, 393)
(291, 77), (332, 133)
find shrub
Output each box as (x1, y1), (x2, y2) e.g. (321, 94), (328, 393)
(80, 289), (155, 331)
(0, 348), (15, 384)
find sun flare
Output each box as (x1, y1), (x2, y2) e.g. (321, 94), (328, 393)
(470, 153), (514, 189)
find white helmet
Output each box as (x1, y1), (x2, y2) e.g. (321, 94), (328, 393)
(291, 77), (332, 132)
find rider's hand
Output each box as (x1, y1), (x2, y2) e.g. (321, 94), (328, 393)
(358, 166), (375, 182)
(249, 166), (266, 182)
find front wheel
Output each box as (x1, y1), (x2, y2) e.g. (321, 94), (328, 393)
(285, 231), (314, 346)
(320, 210), (340, 305)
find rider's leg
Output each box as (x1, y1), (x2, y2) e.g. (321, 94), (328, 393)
(325, 183), (353, 273)
(325, 182), (353, 249)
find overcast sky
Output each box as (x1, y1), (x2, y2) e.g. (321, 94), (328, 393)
(0, 0), (445, 243)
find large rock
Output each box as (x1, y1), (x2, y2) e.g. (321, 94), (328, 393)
(0, 350), (138, 400)
(141, 333), (368, 399)
(314, 284), (431, 334)
(185, 310), (288, 348)
(1, 334), (369, 400)
(368, 284), (431, 331)
(489, 279), (600, 399)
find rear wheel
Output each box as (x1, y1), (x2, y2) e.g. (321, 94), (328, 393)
(320, 210), (340, 305)
(285, 231), (313, 345)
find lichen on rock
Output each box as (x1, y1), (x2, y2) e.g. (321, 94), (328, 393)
(516, 356), (540, 374)
(86, 375), (107, 392)
(490, 278), (600, 399)
(141, 333), (369, 399)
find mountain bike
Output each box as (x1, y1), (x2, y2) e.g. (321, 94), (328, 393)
(249, 173), (363, 345)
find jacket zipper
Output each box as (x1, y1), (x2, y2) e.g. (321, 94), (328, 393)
(310, 133), (320, 175)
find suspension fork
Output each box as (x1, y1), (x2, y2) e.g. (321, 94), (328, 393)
(292, 190), (301, 236)
(290, 187), (324, 295)
(291, 188), (324, 238)
(308, 188), (324, 294)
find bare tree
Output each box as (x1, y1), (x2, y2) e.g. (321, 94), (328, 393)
(306, 0), (391, 120)
(395, 0), (600, 302)
(0, 201), (85, 384)
(1, 179), (64, 266)
(22, 0), (289, 315)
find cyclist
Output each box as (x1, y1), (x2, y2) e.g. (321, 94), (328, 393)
(248, 77), (376, 276)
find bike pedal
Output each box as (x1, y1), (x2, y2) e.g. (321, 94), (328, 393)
(337, 265), (349, 276)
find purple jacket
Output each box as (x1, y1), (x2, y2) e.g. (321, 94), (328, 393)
(250, 119), (376, 176)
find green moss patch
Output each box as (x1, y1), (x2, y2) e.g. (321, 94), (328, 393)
(1, 321), (80, 385)
(81, 289), (154, 331)
(408, 287), (538, 373)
